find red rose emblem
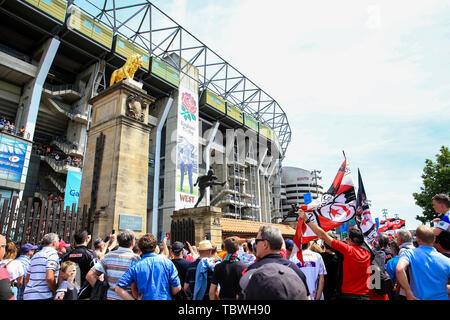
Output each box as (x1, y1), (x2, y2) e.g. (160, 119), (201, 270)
(182, 92), (197, 115)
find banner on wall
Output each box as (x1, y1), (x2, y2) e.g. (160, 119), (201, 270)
(0, 136), (27, 182)
(175, 86), (199, 210)
(64, 169), (82, 210)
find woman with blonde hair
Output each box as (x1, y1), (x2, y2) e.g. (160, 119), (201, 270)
(55, 261), (78, 300)
(0, 241), (24, 297)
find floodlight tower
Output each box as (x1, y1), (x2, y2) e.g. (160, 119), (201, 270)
(311, 169), (322, 199)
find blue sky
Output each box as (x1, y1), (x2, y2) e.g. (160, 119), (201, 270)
(147, 0), (450, 230)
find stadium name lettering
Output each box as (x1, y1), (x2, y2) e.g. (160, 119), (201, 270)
(180, 194), (195, 203)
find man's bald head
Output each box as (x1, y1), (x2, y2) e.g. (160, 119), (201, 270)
(416, 225), (435, 246)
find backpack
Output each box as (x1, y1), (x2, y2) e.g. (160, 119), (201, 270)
(90, 279), (109, 300)
(369, 263), (393, 296)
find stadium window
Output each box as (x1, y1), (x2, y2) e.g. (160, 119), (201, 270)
(84, 19), (93, 30)
(118, 40), (125, 48)
(94, 26), (102, 35)
(43, 0), (52, 4)
(142, 55), (148, 62)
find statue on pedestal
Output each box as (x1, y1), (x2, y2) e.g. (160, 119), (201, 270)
(109, 54), (144, 87)
(194, 169), (226, 208)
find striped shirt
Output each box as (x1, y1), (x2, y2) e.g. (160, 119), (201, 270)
(93, 247), (140, 300)
(15, 256), (31, 300)
(23, 246), (60, 300)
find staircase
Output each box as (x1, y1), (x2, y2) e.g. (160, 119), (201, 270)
(51, 139), (83, 157)
(43, 84), (82, 104)
(42, 84), (88, 123)
(46, 173), (66, 194)
(44, 156), (81, 175)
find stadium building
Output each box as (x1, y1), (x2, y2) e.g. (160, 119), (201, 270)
(278, 166), (323, 222)
(0, 1), (291, 238)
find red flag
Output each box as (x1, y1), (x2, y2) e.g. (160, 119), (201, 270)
(378, 218), (405, 233)
(293, 157), (356, 260)
(293, 217), (307, 266)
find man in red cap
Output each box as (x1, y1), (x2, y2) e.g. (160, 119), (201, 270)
(57, 240), (71, 262)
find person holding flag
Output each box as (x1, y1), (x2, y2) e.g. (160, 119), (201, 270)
(292, 155), (358, 266)
(293, 155), (373, 300)
(297, 209), (372, 300)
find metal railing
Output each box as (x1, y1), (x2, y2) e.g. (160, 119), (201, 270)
(43, 83), (80, 94)
(0, 196), (93, 246)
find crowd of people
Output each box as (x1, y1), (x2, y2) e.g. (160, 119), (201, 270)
(32, 142), (83, 168)
(0, 193), (448, 301)
(0, 117), (25, 138)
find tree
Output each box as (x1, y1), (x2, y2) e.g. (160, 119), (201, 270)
(413, 146), (450, 225)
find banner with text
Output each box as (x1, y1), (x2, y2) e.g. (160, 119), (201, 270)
(0, 135), (27, 182)
(175, 86), (199, 210)
(64, 169), (81, 210)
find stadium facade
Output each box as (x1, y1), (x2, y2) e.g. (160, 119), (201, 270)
(0, 0), (291, 238)
(279, 166), (323, 221)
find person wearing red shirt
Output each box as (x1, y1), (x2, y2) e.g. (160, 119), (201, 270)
(298, 209), (372, 300)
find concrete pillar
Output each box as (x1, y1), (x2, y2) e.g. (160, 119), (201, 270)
(17, 38), (60, 141)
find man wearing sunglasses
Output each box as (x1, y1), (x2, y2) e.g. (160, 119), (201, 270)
(241, 225), (310, 300)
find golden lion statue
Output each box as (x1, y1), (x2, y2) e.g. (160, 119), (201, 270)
(110, 53), (144, 86)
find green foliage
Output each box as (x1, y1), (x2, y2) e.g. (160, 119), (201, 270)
(413, 146), (450, 225)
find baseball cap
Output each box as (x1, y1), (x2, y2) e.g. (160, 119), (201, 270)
(239, 263), (308, 300)
(58, 240), (71, 249)
(171, 241), (184, 254)
(20, 243), (38, 255)
(285, 239), (294, 251)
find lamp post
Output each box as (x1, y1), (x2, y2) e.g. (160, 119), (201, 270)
(382, 208), (388, 220)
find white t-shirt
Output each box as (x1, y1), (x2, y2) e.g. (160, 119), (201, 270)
(289, 249), (327, 300)
(0, 259), (25, 282)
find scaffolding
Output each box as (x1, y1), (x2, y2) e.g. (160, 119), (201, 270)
(211, 134), (259, 220)
(246, 139), (259, 221)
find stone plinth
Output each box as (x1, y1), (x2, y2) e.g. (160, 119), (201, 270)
(171, 206), (222, 248)
(79, 80), (156, 239)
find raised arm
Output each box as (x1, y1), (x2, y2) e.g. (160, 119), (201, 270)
(162, 236), (169, 258)
(298, 209), (334, 247)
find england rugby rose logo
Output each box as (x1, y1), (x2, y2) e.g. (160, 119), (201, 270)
(181, 92), (197, 121)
